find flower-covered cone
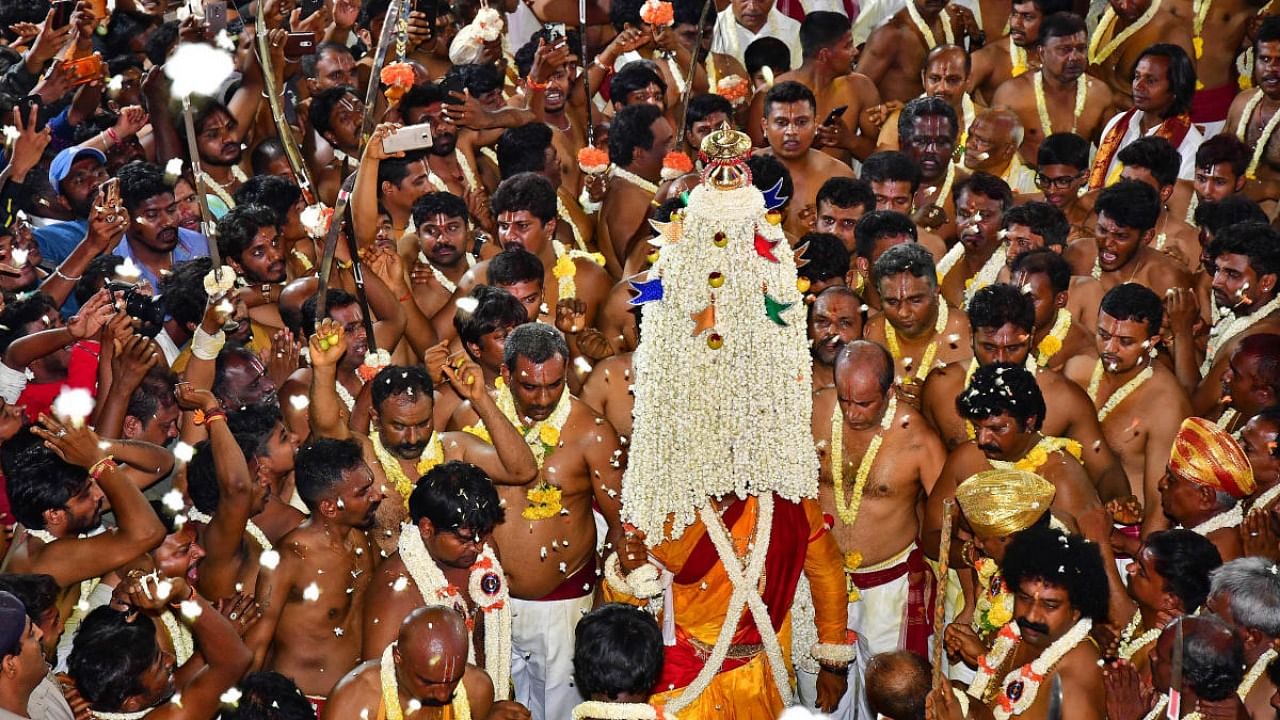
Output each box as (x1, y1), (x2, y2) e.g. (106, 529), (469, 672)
(623, 130), (818, 541)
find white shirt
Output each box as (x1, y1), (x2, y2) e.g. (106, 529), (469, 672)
(1096, 108), (1206, 183)
(852, 0), (981, 46)
(710, 6), (803, 69)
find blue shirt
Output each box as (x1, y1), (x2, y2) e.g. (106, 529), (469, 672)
(33, 219), (88, 267)
(112, 228), (210, 291)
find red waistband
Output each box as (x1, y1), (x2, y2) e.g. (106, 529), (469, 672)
(535, 559), (598, 601)
(850, 546), (927, 590)
(1192, 83), (1237, 123)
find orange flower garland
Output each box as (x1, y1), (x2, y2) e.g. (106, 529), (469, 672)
(640, 0), (675, 26)
(380, 62), (416, 104)
(578, 146), (610, 175)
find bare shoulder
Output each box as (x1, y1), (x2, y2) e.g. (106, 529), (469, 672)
(992, 74), (1031, 104)
(812, 150), (856, 175)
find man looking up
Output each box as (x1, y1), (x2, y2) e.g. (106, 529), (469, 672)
(217, 205), (286, 330)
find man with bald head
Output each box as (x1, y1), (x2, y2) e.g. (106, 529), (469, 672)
(809, 287), (864, 390)
(963, 108), (1037, 194)
(865, 651), (930, 720)
(809, 341), (945, 679)
(858, 8), (978, 104)
(323, 605), (527, 720)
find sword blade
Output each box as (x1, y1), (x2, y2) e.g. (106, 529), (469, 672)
(1168, 619), (1184, 720)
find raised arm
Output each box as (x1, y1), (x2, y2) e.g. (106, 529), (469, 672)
(307, 319), (353, 440)
(445, 360), (538, 485)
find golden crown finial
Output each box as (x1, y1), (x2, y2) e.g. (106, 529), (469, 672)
(699, 123), (754, 190)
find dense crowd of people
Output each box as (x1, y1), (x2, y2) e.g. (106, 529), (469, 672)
(0, 0), (1276, 717)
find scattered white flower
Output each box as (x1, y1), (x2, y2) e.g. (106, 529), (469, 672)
(10, 248), (28, 268)
(289, 395), (310, 412)
(392, 576), (409, 592)
(1, 127), (18, 146)
(52, 387), (94, 426)
(302, 582), (321, 601)
(259, 549), (281, 570)
(213, 29), (236, 52)
(174, 441), (195, 463)
(180, 599), (202, 619)
(165, 43), (236, 99)
(455, 297), (479, 314)
(164, 158), (184, 184)
(219, 688), (242, 706)
(162, 489), (186, 512)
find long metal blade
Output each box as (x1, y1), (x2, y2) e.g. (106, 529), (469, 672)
(1168, 619), (1184, 720)
(357, 0), (406, 154)
(1047, 674), (1062, 720)
(579, 0), (594, 147)
(676, 0), (717, 143)
(180, 96), (221, 269)
(254, 10), (317, 204)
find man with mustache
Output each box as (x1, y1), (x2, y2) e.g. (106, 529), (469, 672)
(859, 153), (949, 264)
(186, 103), (252, 217)
(233, 175), (315, 281)
(896, 97), (962, 238)
(305, 321), (537, 554)
(1225, 19), (1280, 188)
(407, 192), (483, 335)
(808, 287), (863, 391)
(113, 162), (209, 291)
(863, 243), (971, 399)
(1212, 334), (1280, 436)
(806, 340), (944, 703)
(968, 0), (1070, 102)
(1206, 558), (1280, 718)
(937, 172), (1012, 307)
(993, 205), (1104, 336)
(1111, 137), (1203, 272)
(933, 526), (1108, 720)
(309, 86), (368, 205)
(993, 13), (1113, 167)
(399, 83), (470, 198)
(217, 205), (288, 331)
(874, 45), (975, 156)
(1009, 249), (1096, 374)
(1238, 407), (1280, 521)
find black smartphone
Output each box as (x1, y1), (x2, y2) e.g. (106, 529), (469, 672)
(50, 0), (74, 29)
(203, 0), (228, 34)
(823, 105), (849, 126)
(300, 0), (325, 17)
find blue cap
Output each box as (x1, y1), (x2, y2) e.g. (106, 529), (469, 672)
(48, 146), (107, 197)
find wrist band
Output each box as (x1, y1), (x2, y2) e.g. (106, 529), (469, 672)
(88, 456), (116, 480)
(105, 128), (120, 147)
(193, 408), (227, 425)
(525, 76), (550, 91)
(54, 267), (82, 281)
(592, 58), (612, 72)
(191, 327), (226, 361)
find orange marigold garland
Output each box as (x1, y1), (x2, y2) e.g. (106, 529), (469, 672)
(661, 151), (694, 181)
(578, 146), (611, 175)
(640, 0), (675, 26)
(380, 62), (416, 104)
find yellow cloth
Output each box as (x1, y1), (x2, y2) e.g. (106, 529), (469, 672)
(648, 653), (786, 720)
(956, 469), (1056, 538)
(1170, 417), (1255, 498)
(171, 320), (273, 374)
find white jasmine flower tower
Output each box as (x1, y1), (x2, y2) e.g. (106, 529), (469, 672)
(623, 126), (818, 542)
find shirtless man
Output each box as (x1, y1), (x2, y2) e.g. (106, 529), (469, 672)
(876, 45), (978, 154)
(810, 341), (945, 677)
(857, 0), (977, 103)
(440, 286), (529, 430)
(1114, 137), (1203, 270)
(863, 243), (972, 400)
(1224, 19), (1280, 189)
(405, 192), (480, 337)
(816, 177), (876, 256)
(758, 81), (856, 239)
(246, 437), (383, 709)
(938, 172), (1012, 308)
(995, 202), (1105, 335)
(1010, 249), (1097, 373)
(487, 323), (625, 720)
(306, 321), (537, 552)
(1219, 335), (1280, 436)
(325, 606), (511, 720)
(809, 287), (864, 390)
(1034, 133), (1096, 240)
(993, 13), (1113, 166)
(850, 210), (942, 309)
(1157, 417), (1252, 561)
(763, 12), (883, 163)
(1064, 181), (1192, 299)
(860, 152), (950, 258)
(969, 0), (1070, 103)
(1168, 135), (1250, 227)
(921, 284), (1131, 501)
(1206, 558), (1280, 720)
(1087, 0), (1193, 110)
(1065, 284), (1191, 532)
(599, 104), (671, 278)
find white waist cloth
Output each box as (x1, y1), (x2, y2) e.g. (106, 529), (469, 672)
(510, 594), (591, 720)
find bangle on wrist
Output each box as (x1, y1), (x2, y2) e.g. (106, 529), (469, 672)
(88, 456), (117, 480)
(105, 127), (120, 147)
(525, 76), (549, 91)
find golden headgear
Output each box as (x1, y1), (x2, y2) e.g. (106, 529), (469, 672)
(956, 469), (1056, 538)
(1169, 417), (1255, 499)
(699, 124), (753, 190)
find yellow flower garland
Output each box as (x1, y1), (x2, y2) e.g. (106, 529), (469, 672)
(1035, 309), (1072, 367)
(380, 642), (471, 720)
(829, 391), (897, 534)
(973, 558), (1013, 636)
(371, 430), (444, 509)
(989, 435), (1082, 473)
(1088, 0), (1162, 66)
(494, 377), (573, 520)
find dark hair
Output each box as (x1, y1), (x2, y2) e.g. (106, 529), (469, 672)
(744, 37), (792, 77)
(441, 63), (503, 97)
(0, 573), (58, 622)
(854, 210), (917, 259)
(398, 83), (449, 119)
(609, 0), (649, 30)
(746, 154), (793, 210)
(116, 161), (171, 214)
(3, 444), (90, 529)
(185, 439), (221, 515)
(488, 248), (544, 286)
(1094, 180), (1161, 233)
(514, 29), (583, 76)
(411, 191), (469, 227)
(370, 365), (434, 411)
(300, 42), (354, 78)
(0, 293), (57, 356)
(1235, 334), (1280, 401)
(608, 104), (664, 167)
(861, 151), (922, 193)
(491, 173), (557, 225)
(609, 61), (668, 105)
(300, 288), (359, 339)
(1038, 11), (1086, 43)
(250, 138), (289, 177)
(1195, 197), (1269, 235)
(1133, 44), (1197, 118)
(308, 85), (358, 137)
(233, 176), (302, 227)
(872, 242), (937, 289)
(408, 461), (504, 534)
(503, 322), (569, 372)
(764, 81), (818, 115)
(1100, 283), (1164, 337)
(1145, 529), (1224, 612)
(75, 255), (125, 306)
(1116, 136), (1181, 187)
(798, 232), (851, 282)
(1001, 525), (1110, 624)
(968, 283), (1036, 333)
(212, 345), (265, 408)
(1011, 248), (1071, 295)
(685, 94), (735, 133)
(800, 11), (852, 59)
(1195, 134), (1249, 178)
(957, 363), (1046, 430)
(455, 286), (527, 352)
(1206, 222), (1280, 279)
(220, 672), (317, 720)
(573, 603), (664, 701)
(187, 404), (285, 514)
(217, 204), (280, 262)
(68, 607), (159, 712)
(497, 123), (554, 179)
(161, 257), (214, 329)
(1182, 616), (1245, 702)
(953, 171), (1013, 211)
(865, 651), (931, 720)
(817, 177), (875, 214)
(898, 96), (957, 146)
(294, 438), (367, 508)
(1002, 202), (1069, 250)
(1258, 15), (1280, 51)
(1037, 132), (1090, 171)
(377, 149), (431, 190)
(126, 368), (179, 426)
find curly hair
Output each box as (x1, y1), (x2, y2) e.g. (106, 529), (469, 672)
(1001, 525), (1110, 624)
(956, 363), (1045, 431)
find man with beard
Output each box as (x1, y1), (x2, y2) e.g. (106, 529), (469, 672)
(859, 152), (949, 259)
(185, 103), (252, 216)
(517, 30), (587, 193)
(1, 292), (115, 422)
(306, 321), (537, 552)
(233, 175), (314, 279)
(406, 192), (480, 334)
(934, 526), (1108, 720)
(399, 84), (470, 198)
(875, 45), (976, 155)
(246, 438), (383, 711)
(1009, 249), (1096, 373)
(937, 172), (1012, 307)
(921, 284), (1129, 501)
(1158, 417), (1254, 562)
(993, 14), (1112, 168)
(897, 97), (961, 236)
(856, 0), (977, 104)
(1035, 133), (1095, 240)
(309, 86), (367, 204)
(0, 221), (45, 296)
(1088, 0), (1194, 110)
(1064, 181), (1190, 299)
(600, 104), (671, 278)
(995, 205), (1105, 335)
(1092, 46), (1203, 191)
(217, 205), (287, 331)
(112, 162), (210, 290)
(968, 0), (1070, 103)
(864, 243), (971, 399)
(925, 364), (1101, 560)
(326, 606), (512, 720)
(1225, 20), (1280, 189)
(1205, 557), (1280, 717)
(961, 108), (1038, 195)
(213, 346), (279, 410)
(34, 147), (110, 266)
(2, 418), (165, 666)
(809, 341), (944, 676)
(809, 287), (863, 390)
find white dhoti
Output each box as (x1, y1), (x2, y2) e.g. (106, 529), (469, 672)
(510, 593), (592, 720)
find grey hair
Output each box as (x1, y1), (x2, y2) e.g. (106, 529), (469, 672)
(502, 322), (570, 372)
(1209, 557), (1280, 637)
(1212, 491), (1238, 512)
(872, 242), (938, 290)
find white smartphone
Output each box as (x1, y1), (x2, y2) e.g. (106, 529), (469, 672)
(382, 123), (434, 154)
